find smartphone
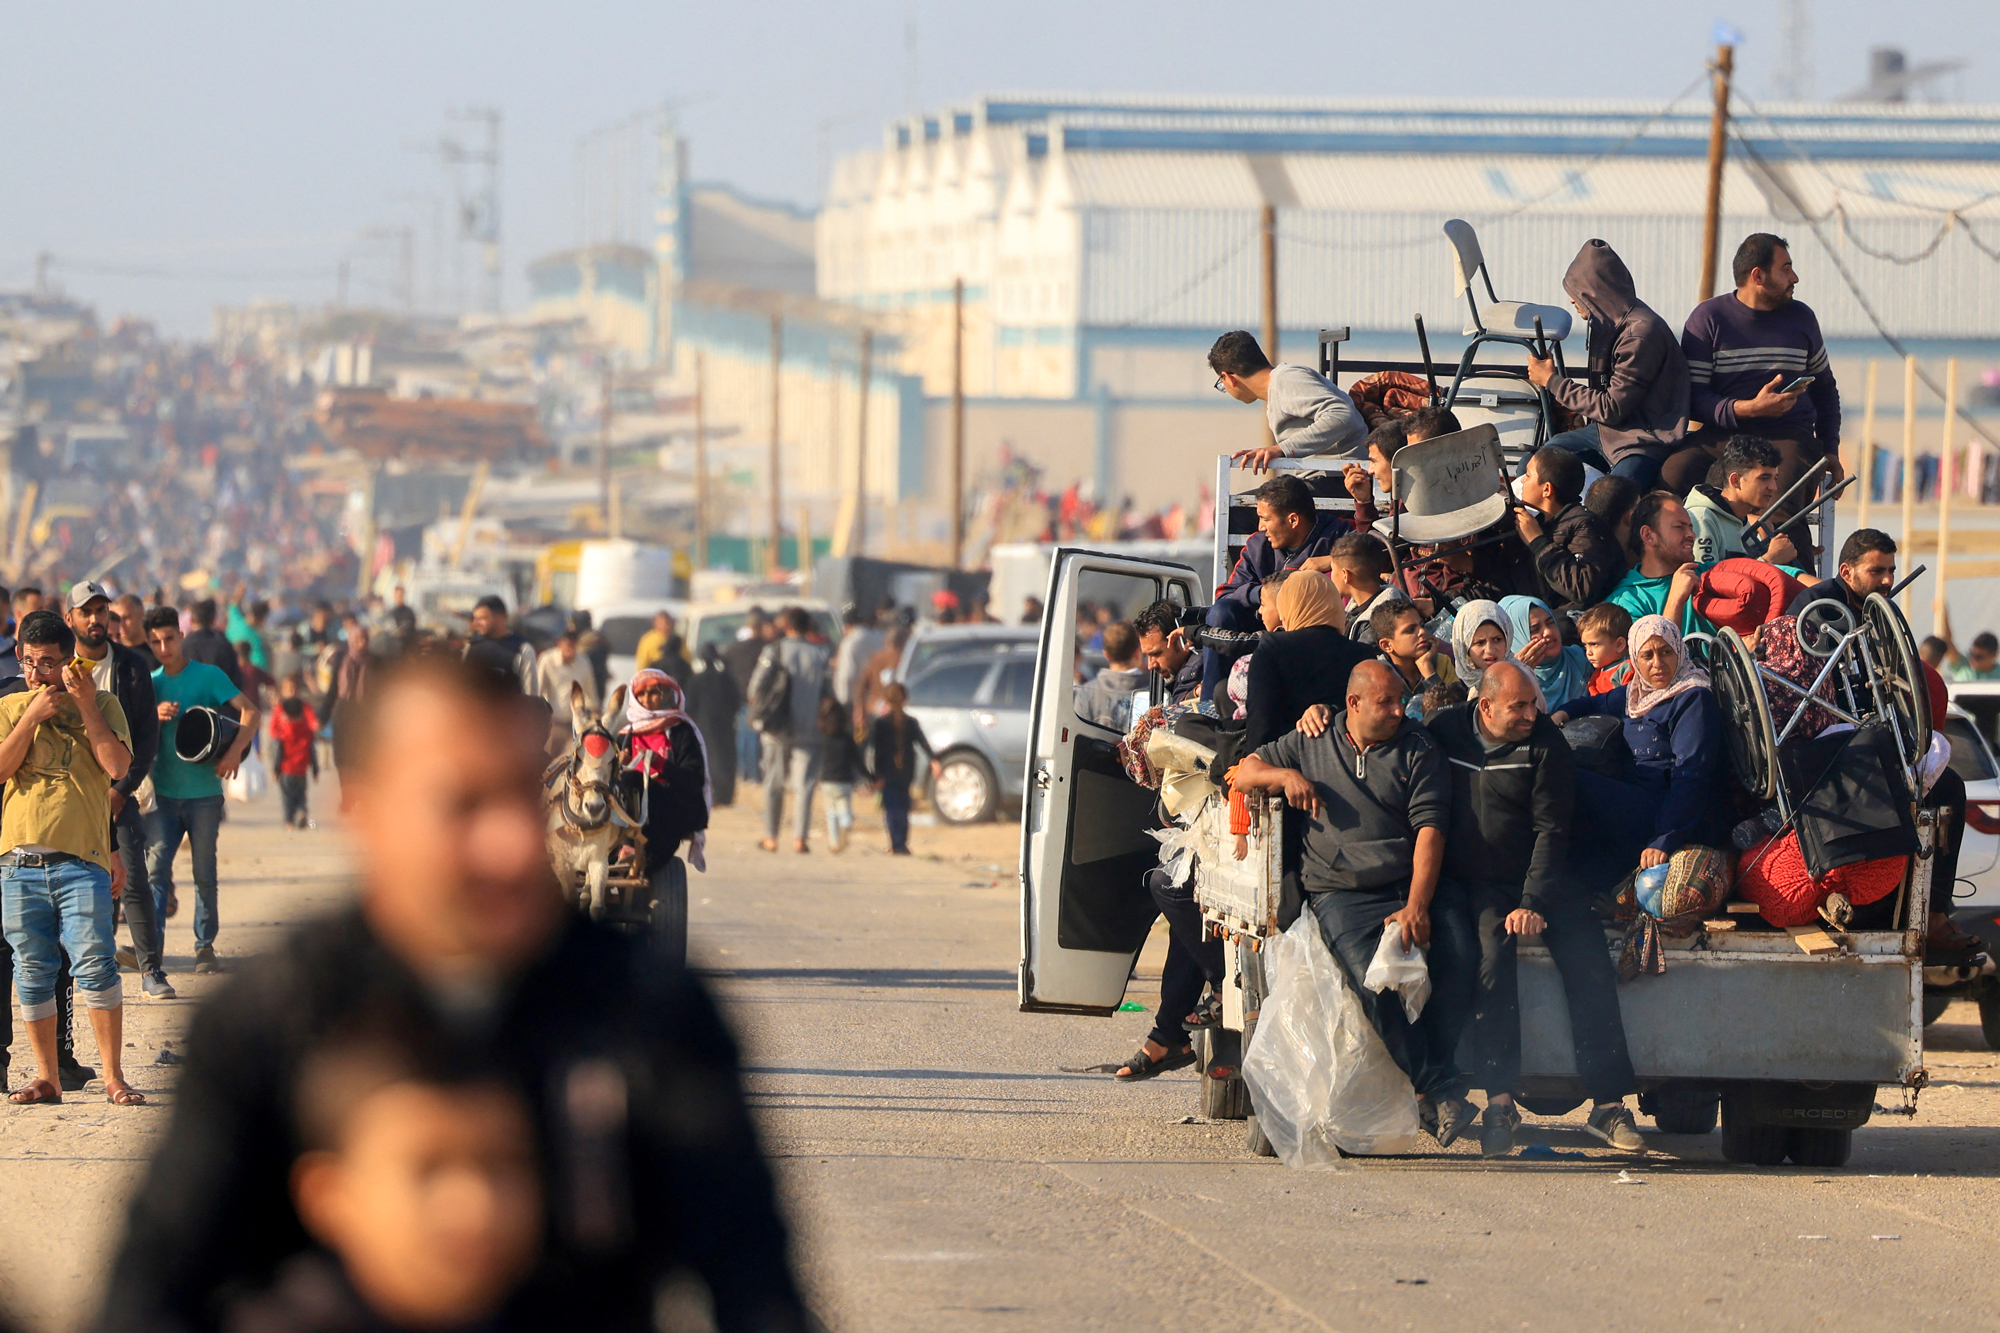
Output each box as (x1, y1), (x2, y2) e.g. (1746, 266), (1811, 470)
(1780, 375), (1815, 394)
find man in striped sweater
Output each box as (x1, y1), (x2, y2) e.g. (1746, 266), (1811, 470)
(1679, 234), (1843, 507)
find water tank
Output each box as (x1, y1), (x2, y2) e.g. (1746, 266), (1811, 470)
(575, 540), (680, 610)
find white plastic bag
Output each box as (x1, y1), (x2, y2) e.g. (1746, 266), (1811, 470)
(224, 753), (269, 804)
(1362, 919), (1431, 1022)
(1241, 912), (1423, 1165)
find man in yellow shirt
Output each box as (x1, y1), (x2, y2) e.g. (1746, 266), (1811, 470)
(0, 610), (138, 1106)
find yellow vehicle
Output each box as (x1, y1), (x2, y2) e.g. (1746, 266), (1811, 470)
(534, 539), (584, 609)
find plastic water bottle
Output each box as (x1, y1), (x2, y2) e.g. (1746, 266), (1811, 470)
(1634, 864), (1670, 917)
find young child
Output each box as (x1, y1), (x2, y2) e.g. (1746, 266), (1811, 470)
(227, 1033), (544, 1333)
(1577, 602), (1634, 696)
(818, 694), (862, 852)
(270, 677), (320, 830)
(1318, 533), (1404, 642)
(865, 682), (941, 855)
(1371, 601), (1454, 718)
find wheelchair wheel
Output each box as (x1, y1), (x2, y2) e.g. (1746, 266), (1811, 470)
(1863, 593), (1929, 769)
(1712, 627), (1779, 801)
(649, 855), (688, 967)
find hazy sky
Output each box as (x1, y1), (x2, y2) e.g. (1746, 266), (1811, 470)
(4, 0), (1994, 335)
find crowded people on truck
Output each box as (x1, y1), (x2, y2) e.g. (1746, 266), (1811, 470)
(1511, 445), (1625, 610)
(1202, 475), (1349, 695)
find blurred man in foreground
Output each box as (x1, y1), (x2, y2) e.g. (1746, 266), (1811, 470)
(100, 654), (807, 1333)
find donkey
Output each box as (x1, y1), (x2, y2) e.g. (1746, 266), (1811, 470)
(546, 681), (637, 919)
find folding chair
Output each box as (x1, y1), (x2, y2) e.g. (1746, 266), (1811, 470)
(1441, 219), (1573, 437)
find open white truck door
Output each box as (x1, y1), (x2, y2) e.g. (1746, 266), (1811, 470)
(1020, 549), (1199, 1014)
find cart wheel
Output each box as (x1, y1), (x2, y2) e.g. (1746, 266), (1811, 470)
(1712, 627), (1779, 801)
(649, 855), (688, 968)
(1786, 1127), (1853, 1168)
(1648, 1086), (1720, 1136)
(1245, 1114), (1277, 1157)
(1720, 1095), (1790, 1165)
(1864, 593), (1930, 769)
(1194, 1029), (1250, 1121)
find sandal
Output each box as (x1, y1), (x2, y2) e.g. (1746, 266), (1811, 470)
(105, 1082), (146, 1106)
(1182, 993), (1223, 1031)
(1114, 1044), (1196, 1081)
(9, 1079), (60, 1105)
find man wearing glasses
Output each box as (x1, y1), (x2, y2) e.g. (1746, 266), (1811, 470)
(1208, 330), (1366, 473)
(0, 610), (140, 1105)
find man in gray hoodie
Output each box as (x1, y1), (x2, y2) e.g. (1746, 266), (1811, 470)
(748, 607), (832, 853)
(1529, 239), (1690, 492)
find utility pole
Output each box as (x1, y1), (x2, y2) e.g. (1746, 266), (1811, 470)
(1699, 42), (1735, 303)
(1900, 355), (1917, 616)
(854, 328), (872, 556)
(693, 351), (709, 570)
(336, 260), (350, 309)
(1260, 202), (1279, 450)
(1935, 358), (1960, 636)
(951, 277), (965, 568)
(1857, 359), (1879, 531)
(768, 312), (784, 578)
(598, 362), (615, 535)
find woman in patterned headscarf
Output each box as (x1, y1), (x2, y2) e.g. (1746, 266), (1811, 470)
(1552, 614), (1731, 887)
(621, 668), (712, 873)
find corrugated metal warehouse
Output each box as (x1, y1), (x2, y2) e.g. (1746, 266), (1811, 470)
(822, 94), (2000, 402)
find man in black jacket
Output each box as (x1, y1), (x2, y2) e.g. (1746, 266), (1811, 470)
(1426, 662), (1639, 1157)
(97, 655), (807, 1333)
(1513, 445), (1625, 610)
(69, 583), (172, 1000)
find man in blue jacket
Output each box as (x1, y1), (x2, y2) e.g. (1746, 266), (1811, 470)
(1199, 474), (1348, 697)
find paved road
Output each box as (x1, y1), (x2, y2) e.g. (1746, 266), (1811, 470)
(8, 787), (2000, 1331)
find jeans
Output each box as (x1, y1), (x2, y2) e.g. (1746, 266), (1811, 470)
(147, 793), (225, 951)
(823, 782), (854, 846)
(1200, 598), (1261, 710)
(1544, 425), (1610, 472)
(3, 859), (119, 1021)
(278, 773), (309, 827)
(1437, 879), (1635, 1103)
(735, 707), (762, 784)
(1305, 885), (1472, 1100)
(1145, 862), (1225, 1052)
(881, 783), (912, 853)
(116, 801), (162, 975)
(760, 737), (822, 843)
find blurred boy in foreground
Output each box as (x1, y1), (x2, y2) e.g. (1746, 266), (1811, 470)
(225, 1030), (542, 1333)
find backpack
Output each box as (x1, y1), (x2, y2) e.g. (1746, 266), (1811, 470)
(747, 645), (793, 735)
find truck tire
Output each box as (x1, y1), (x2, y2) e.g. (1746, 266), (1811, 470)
(1923, 992), (1951, 1026)
(1195, 1029), (1249, 1120)
(1649, 1087), (1720, 1136)
(1786, 1128), (1854, 1168)
(650, 856), (688, 968)
(1980, 992), (2000, 1051)
(1720, 1097), (1791, 1165)
(931, 752), (997, 825)
(1246, 1114), (1276, 1157)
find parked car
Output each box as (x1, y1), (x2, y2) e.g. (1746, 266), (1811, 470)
(897, 624), (1038, 681)
(902, 642), (1037, 824)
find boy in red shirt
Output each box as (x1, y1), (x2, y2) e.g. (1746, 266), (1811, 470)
(1578, 603), (1634, 695)
(270, 677), (321, 829)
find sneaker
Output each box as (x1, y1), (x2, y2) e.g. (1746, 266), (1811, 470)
(1432, 1093), (1477, 1148)
(57, 1060), (96, 1092)
(1480, 1101), (1522, 1159)
(141, 971), (177, 1000)
(1585, 1102), (1646, 1151)
(115, 946), (139, 973)
(194, 948), (220, 975)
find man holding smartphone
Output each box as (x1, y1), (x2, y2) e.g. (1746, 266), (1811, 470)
(1677, 233), (1842, 507)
